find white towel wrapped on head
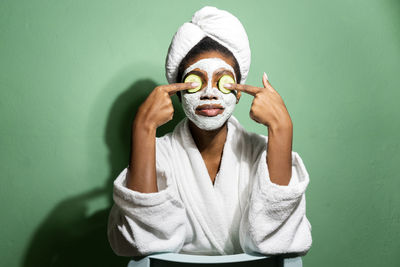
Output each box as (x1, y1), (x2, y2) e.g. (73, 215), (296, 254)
(165, 6), (251, 84)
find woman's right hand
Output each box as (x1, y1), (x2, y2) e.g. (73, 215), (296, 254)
(135, 82), (200, 130)
(127, 82), (199, 193)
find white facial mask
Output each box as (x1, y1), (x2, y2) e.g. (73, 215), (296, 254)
(181, 58), (237, 131)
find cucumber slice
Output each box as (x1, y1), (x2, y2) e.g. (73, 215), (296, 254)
(184, 74), (202, 93)
(218, 75), (235, 94)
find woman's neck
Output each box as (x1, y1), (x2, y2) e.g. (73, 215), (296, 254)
(188, 120), (227, 156)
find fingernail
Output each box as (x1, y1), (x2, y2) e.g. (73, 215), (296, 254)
(263, 72), (269, 80)
(223, 83), (232, 88)
(191, 82), (200, 87)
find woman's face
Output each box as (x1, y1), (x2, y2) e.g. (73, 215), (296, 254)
(180, 51), (241, 131)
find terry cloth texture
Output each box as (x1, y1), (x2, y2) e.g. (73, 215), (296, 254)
(107, 116), (312, 256)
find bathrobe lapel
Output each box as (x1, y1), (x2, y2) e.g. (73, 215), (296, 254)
(171, 118), (237, 254)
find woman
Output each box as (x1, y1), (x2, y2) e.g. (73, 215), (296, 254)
(108, 6), (312, 256)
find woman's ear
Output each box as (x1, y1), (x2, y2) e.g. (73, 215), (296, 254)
(236, 91), (241, 104)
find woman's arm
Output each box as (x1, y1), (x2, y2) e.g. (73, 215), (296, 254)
(266, 122), (293, 185)
(229, 73), (311, 254)
(126, 82), (199, 193)
(107, 82), (198, 256)
(127, 116), (158, 193)
(225, 72), (293, 185)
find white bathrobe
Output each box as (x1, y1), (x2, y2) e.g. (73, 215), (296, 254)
(107, 116), (312, 256)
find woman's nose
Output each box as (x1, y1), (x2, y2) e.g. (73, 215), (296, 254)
(200, 93), (218, 100)
(200, 84), (219, 100)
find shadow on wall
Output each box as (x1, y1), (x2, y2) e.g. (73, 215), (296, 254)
(22, 78), (185, 267)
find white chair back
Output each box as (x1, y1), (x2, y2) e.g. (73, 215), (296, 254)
(127, 253), (302, 267)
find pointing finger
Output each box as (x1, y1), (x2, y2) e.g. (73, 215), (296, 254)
(224, 83), (261, 96)
(162, 82), (200, 95)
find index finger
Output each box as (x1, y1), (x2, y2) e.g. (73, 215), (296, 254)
(227, 83), (261, 96)
(162, 82), (198, 95)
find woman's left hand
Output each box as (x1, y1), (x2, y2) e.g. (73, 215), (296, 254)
(224, 73), (292, 131)
(225, 73), (293, 185)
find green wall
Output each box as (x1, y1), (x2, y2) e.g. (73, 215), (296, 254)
(1, 0), (399, 266)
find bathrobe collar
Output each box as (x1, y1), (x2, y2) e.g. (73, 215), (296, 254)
(170, 116), (244, 254)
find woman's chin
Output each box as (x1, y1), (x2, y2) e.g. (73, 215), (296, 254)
(188, 115), (228, 131)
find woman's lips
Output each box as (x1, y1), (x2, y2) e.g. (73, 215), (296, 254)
(195, 104), (224, 117)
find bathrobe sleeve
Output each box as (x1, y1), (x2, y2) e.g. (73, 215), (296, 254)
(107, 138), (187, 256)
(239, 136), (312, 255)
